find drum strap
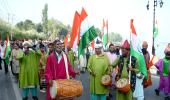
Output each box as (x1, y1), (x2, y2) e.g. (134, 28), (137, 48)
(63, 52), (70, 79)
(118, 56), (137, 92)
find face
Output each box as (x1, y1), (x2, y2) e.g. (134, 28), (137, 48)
(121, 48), (129, 57)
(48, 45), (53, 52)
(142, 43), (148, 49)
(14, 44), (19, 50)
(109, 45), (115, 53)
(40, 47), (45, 52)
(55, 43), (62, 53)
(1, 42), (4, 46)
(23, 46), (29, 52)
(95, 48), (102, 55)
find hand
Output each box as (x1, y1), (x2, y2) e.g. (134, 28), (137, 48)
(137, 75), (143, 79)
(129, 66), (134, 71)
(49, 80), (53, 87)
(76, 71), (80, 75)
(137, 74), (143, 79)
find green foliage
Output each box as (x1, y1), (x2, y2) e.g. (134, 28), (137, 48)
(109, 32), (122, 43)
(0, 18), (45, 40)
(95, 28), (102, 38)
(36, 23), (43, 33)
(42, 3), (48, 34)
(16, 19), (35, 31)
(47, 18), (69, 40)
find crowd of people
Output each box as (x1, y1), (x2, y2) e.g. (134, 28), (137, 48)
(0, 38), (170, 100)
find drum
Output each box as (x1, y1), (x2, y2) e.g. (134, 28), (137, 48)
(101, 75), (112, 86)
(50, 79), (83, 99)
(115, 78), (130, 93)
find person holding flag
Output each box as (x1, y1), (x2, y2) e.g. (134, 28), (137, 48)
(142, 41), (152, 88)
(130, 19), (148, 100)
(0, 41), (8, 74)
(0, 35), (11, 74)
(111, 40), (139, 100)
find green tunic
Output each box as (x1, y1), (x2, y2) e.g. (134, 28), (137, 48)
(112, 57), (139, 100)
(16, 49), (41, 88)
(68, 50), (75, 68)
(87, 54), (110, 94)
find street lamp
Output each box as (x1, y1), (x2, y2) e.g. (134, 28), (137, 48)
(146, 0), (163, 55)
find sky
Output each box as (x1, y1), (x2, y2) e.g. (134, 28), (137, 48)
(0, 0), (170, 57)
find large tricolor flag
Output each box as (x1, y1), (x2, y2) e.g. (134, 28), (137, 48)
(4, 35), (11, 64)
(153, 20), (159, 38)
(102, 19), (108, 48)
(64, 32), (70, 48)
(78, 8), (97, 57)
(130, 19), (148, 78)
(69, 11), (81, 52)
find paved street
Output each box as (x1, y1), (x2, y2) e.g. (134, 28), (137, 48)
(0, 66), (166, 100)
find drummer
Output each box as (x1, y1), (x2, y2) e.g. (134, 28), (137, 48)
(87, 39), (110, 100)
(111, 40), (140, 100)
(45, 39), (79, 100)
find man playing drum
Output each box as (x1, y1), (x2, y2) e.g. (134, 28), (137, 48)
(87, 40), (110, 100)
(111, 40), (140, 100)
(45, 39), (78, 100)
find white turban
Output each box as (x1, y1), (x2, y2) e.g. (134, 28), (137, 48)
(94, 42), (103, 48)
(22, 41), (32, 47)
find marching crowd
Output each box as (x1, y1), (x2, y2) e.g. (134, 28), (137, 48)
(0, 38), (170, 100)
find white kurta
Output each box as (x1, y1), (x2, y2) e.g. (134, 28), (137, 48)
(10, 49), (20, 74)
(133, 73), (144, 100)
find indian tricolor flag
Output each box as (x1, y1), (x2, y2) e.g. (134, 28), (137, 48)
(153, 20), (159, 38)
(78, 8), (97, 57)
(4, 35), (11, 64)
(102, 19), (108, 48)
(130, 19), (148, 78)
(69, 11), (81, 52)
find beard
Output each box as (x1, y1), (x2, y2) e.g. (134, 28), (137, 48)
(109, 50), (114, 53)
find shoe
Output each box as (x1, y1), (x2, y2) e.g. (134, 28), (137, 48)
(109, 93), (113, 98)
(22, 97), (28, 100)
(32, 96), (38, 100)
(164, 96), (170, 100)
(40, 88), (46, 93)
(80, 70), (85, 73)
(155, 89), (160, 96)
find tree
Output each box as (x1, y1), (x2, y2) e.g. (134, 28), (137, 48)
(16, 21), (24, 30)
(42, 3), (48, 34)
(15, 19), (35, 31)
(95, 28), (102, 38)
(58, 28), (68, 39)
(36, 23), (43, 33)
(109, 32), (122, 43)
(24, 19), (35, 30)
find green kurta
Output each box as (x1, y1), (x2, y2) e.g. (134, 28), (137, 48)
(87, 54), (110, 94)
(112, 57), (139, 100)
(68, 50), (75, 68)
(16, 49), (41, 88)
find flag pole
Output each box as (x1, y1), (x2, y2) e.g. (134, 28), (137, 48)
(129, 19), (133, 84)
(107, 19), (109, 49)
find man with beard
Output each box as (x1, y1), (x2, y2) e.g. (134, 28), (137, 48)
(142, 41), (152, 88)
(105, 43), (118, 99)
(111, 40), (140, 100)
(45, 39), (78, 100)
(155, 44), (170, 100)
